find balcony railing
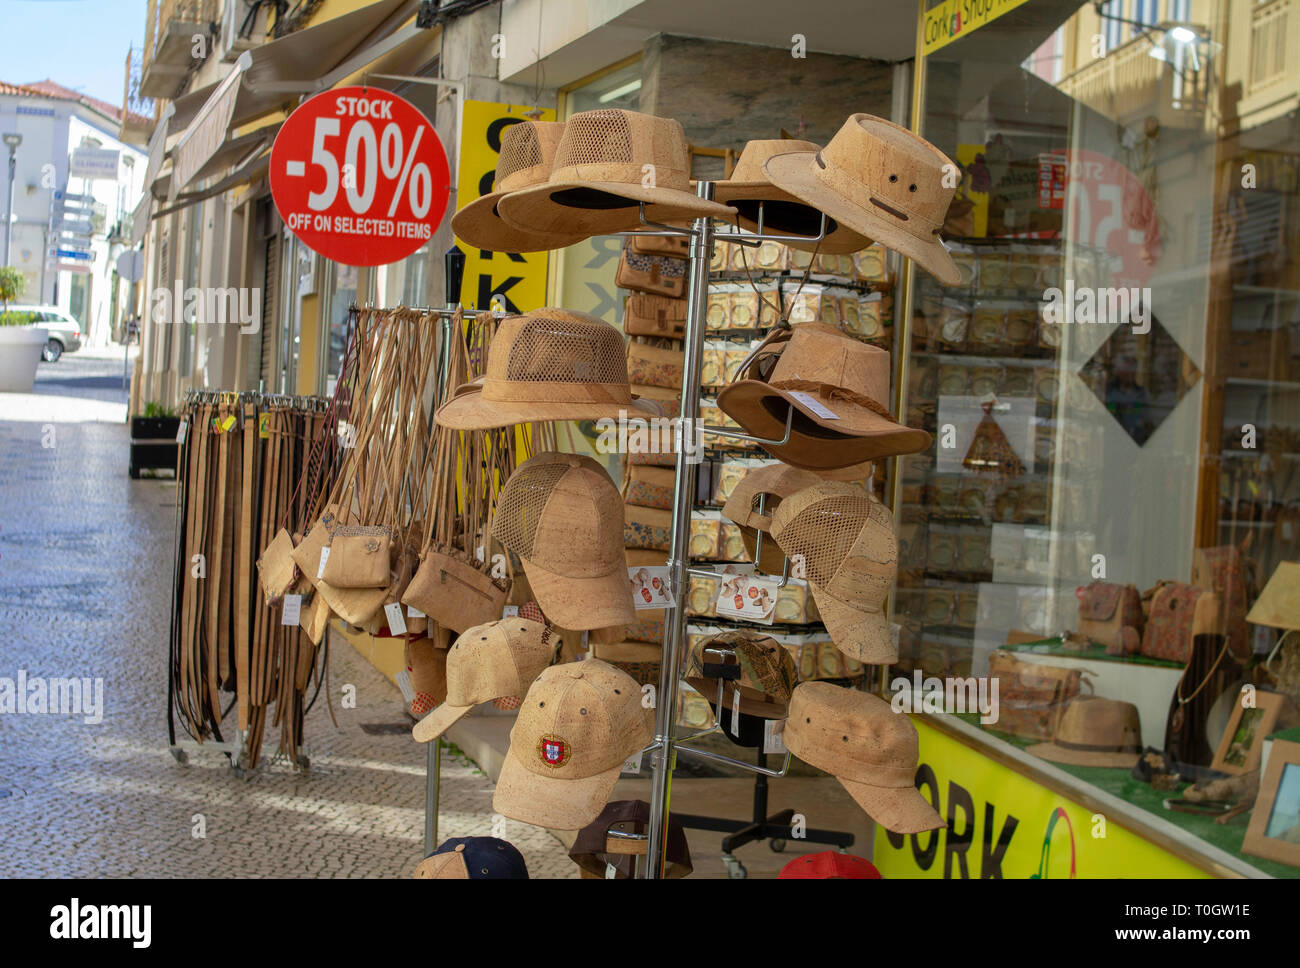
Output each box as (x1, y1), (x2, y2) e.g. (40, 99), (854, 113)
(1056, 24), (1208, 130)
(120, 47), (158, 145)
(140, 0), (221, 100)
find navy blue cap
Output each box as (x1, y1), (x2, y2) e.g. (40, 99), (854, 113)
(415, 837), (529, 879)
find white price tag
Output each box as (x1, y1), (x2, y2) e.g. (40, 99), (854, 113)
(281, 594), (302, 626)
(316, 546), (330, 579)
(406, 604), (425, 618)
(763, 719), (788, 755)
(175, 420), (188, 444)
(628, 566), (674, 610)
(475, 545), (486, 563)
(730, 686), (741, 738)
(384, 602), (408, 636)
(788, 390), (840, 420)
(622, 751), (643, 775)
(714, 573), (779, 624)
(395, 668), (416, 706)
(502, 605), (520, 618)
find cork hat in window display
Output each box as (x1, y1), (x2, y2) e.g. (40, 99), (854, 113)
(712, 139), (872, 254)
(450, 120), (587, 253)
(496, 109), (736, 240)
(763, 114), (963, 286)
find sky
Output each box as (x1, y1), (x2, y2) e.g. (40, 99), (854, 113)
(0, 0), (145, 106)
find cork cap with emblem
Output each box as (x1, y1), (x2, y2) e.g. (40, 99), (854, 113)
(762, 113), (963, 286)
(716, 323), (931, 470)
(411, 618), (557, 743)
(414, 836), (529, 879)
(770, 480), (898, 664)
(783, 681), (944, 834)
(491, 452), (635, 630)
(713, 139), (871, 254)
(493, 659), (653, 830)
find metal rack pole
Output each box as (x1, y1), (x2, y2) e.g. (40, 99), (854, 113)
(644, 182), (717, 877)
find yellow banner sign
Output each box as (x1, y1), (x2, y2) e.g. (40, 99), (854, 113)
(873, 718), (1210, 878)
(454, 100), (554, 312)
(922, 0), (1031, 56)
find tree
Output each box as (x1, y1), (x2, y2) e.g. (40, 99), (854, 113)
(0, 266), (22, 317)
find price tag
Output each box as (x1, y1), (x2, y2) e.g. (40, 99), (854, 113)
(395, 668), (416, 706)
(281, 594), (302, 626)
(763, 719), (788, 755)
(258, 413), (270, 439)
(787, 390), (840, 420)
(730, 686), (741, 738)
(622, 751), (643, 775)
(316, 546), (330, 579)
(714, 572), (780, 624)
(175, 420), (188, 444)
(384, 602), (408, 636)
(406, 604), (426, 618)
(502, 605), (520, 618)
(628, 566), (674, 610)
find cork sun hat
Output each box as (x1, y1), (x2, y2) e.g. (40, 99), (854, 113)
(434, 309), (664, 430)
(783, 681), (944, 834)
(713, 139), (871, 254)
(763, 114), (963, 286)
(1026, 696), (1143, 768)
(716, 322), (931, 470)
(451, 120), (587, 253)
(496, 109), (737, 240)
(493, 659), (654, 830)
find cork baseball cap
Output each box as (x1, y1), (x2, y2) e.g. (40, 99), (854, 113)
(721, 463), (822, 574)
(412, 618), (557, 743)
(783, 681), (943, 834)
(493, 659), (653, 830)
(770, 480), (898, 663)
(684, 628), (798, 720)
(491, 452), (635, 630)
(414, 837), (529, 879)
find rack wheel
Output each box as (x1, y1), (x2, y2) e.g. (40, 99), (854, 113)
(170, 748), (188, 764)
(768, 838), (787, 853)
(721, 854), (747, 879)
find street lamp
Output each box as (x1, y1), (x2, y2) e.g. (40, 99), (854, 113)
(2, 132), (21, 269)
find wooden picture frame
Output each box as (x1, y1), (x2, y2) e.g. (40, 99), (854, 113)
(1242, 739), (1300, 869)
(1210, 689), (1286, 775)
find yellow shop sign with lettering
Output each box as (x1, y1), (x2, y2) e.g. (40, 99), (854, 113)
(873, 718), (1209, 878)
(922, 0), (1031, 56)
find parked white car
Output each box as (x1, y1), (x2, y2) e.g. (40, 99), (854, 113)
(4, 305), (84, 362)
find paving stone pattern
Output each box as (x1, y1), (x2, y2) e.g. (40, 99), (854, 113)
(0, 353), (576, 878)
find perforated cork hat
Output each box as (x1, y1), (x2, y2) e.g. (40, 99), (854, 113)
(770, 480), (898, 663)
(412, 618), (557, 743)
(763, 114), (962, 286)
(451, 120), (587, 253)
(491, 452), (635, 630)
(721, 463), (823, 574)
(493, 659), (653, 830)
(717, 322), (931, 470)
(496, 109), (736, 240)
(714, 139), (871, 254)
(435, 309), (664, 429)
(783, 681), (944, 834)
(684, 628), (798, 720)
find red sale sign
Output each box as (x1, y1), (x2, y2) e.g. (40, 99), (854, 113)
(270, 86), (450, 267)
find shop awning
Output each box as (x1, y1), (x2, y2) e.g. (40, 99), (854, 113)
(153, 147), (273, 221)
(168, 0), (421, 197)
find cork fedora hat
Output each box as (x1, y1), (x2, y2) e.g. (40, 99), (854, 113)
(716, 322), (931, 470)
(714, 139), (871, 254)
(435, 309), (663, 430)
(1026, 696), (1143, 768)
(496, 109), (736, 239)
(770, 481), (898, 664)
(763, 114), (962, 286)
(451, 120), (586, 253)
(783, 682), (944, 834)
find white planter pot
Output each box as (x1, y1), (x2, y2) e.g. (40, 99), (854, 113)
(0, 326), (49, 393)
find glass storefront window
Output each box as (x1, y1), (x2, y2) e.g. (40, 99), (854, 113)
(895, 0), (1300, 874)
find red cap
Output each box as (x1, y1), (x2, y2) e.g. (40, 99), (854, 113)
(778, 851), (882, 879)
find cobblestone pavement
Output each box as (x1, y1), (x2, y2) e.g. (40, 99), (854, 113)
(0, 351), (576, 878)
